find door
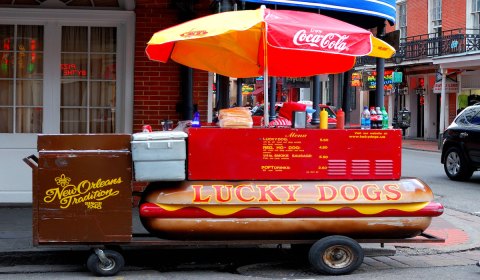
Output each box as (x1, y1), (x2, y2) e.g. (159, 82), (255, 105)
(0, 9), (134, 203)
(417, 93), (424, 138)
(462, 106), (480, 165)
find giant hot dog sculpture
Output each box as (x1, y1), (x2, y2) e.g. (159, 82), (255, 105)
(139, 178), (443, 240)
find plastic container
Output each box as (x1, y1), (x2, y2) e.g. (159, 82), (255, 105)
(192, 111), (201, 127)
(370, 107), (377, 129)
(376, 107), (383, 129)
(336, 108), (345, 129)
(361, 106), (370, 129)
(381, 107), (389, 129)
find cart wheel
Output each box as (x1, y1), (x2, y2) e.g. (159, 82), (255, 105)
(308, 235), (364, 275)
(87, 248), (124, 276)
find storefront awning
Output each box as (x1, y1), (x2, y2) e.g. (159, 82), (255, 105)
(251, 87), (264, 96)
(242, 0), (396, 26)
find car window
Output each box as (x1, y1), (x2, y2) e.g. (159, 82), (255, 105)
(321, 107), (336, 118)
(456, 106), (480, 126)
(469, 110), (480, 125)
(327, 108), (336, 118)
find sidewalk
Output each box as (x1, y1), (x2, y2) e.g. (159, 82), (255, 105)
(402, 138), (440, 153)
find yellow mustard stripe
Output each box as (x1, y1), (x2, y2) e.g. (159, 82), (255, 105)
(154, 202), (431, 216)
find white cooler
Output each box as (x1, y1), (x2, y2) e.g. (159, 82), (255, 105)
(131, 131), (188, 181)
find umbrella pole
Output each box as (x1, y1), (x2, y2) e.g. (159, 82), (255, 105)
(263, 23), (269, 127)
(263, 71), (269, 126)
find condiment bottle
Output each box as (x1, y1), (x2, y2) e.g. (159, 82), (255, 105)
(336, 108), (345, 129)
(320, 108), (328, 129)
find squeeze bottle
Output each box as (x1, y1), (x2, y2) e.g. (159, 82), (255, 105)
(320, 109), (328, 129)
(336, 108), (345, 129)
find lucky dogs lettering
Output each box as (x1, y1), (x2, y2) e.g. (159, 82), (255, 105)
(192, 184), (402, 203)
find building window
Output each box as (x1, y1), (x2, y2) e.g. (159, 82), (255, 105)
(430, 0), (442, 34)
(398, 1), (407, 39)
(0, 25), (44, 133)
(60, 26), (116, 133)
(429, 0), (442, 56)
(472, 0), (480, 29)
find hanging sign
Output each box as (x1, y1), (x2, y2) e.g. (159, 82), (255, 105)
(433, 81), (458, 94)
(242, 84), (255, 95)
(284, 77), (310, 88)
(351, 72), (362, 87)
(392, 71), (403, 83)
(363, 70), (393, 90)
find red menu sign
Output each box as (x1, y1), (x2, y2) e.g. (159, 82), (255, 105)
(187, 128), (401, 181)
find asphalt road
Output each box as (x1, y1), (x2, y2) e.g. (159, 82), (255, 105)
(402, 149), (480, 215)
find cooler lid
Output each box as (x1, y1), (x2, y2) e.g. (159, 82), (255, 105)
(132, 131), (188, 141)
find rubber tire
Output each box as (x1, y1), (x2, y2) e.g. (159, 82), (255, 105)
(86, 249), (124, 277)
(308, 235), (364, 275)
(444, 147), (473, 181)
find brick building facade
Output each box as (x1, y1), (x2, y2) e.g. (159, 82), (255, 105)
(375, 0), (480, 140)
(133, 0), (211, 132)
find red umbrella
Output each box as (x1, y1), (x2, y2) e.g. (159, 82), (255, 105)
(146, 7), (394, 123)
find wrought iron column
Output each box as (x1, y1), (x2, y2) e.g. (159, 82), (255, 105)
(236, 78), (243, 106)
(214, 0), (237, 110)
(439, 68), (447, 133)
(217, 74), (230, 109)
(376, 23), (386, 107)
(269, 77), (277, 122)
(342, 70), (352, 126)
(181, 66), (194, 120)
(311, 75), (320, 125)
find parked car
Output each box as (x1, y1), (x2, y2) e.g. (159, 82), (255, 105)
(441, 104), (480, 181)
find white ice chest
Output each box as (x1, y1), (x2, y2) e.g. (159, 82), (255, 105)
(131, 131), (188, 181)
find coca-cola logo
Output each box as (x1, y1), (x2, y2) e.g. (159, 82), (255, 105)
(293, 30), (349, 51)
(180, 30), (208, 38)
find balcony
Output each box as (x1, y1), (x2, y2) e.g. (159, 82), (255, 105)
(356, 28), (480, 67)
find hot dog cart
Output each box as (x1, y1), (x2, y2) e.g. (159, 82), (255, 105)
(24, 127), (445, 276)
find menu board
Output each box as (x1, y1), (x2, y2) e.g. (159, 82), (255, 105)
(187, 128), (401, 181)
(260, 132), (329, 175)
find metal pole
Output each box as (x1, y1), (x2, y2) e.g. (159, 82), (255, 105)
(218, 75), (230, 109)
(236, 78), (243, 106)
(269, 77), (277, 122)
(181, 66), (194, 120)
(207, 72), (213, 123)
(311, 75), (320, 125)
(376, 23), (386, 107)
(439, 67), (447, 133)
(215, 0), (234, 110)
(343, 70), (351, 126)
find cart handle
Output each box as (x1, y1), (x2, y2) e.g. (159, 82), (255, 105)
(23, 154), (38, 170)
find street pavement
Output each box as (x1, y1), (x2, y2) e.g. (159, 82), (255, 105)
(0, 138), (479, 275)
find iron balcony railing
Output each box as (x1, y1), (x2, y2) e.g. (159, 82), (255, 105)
(356, 28), (480, 66)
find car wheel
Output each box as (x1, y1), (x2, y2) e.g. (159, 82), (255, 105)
(444, 147), (473, 181)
